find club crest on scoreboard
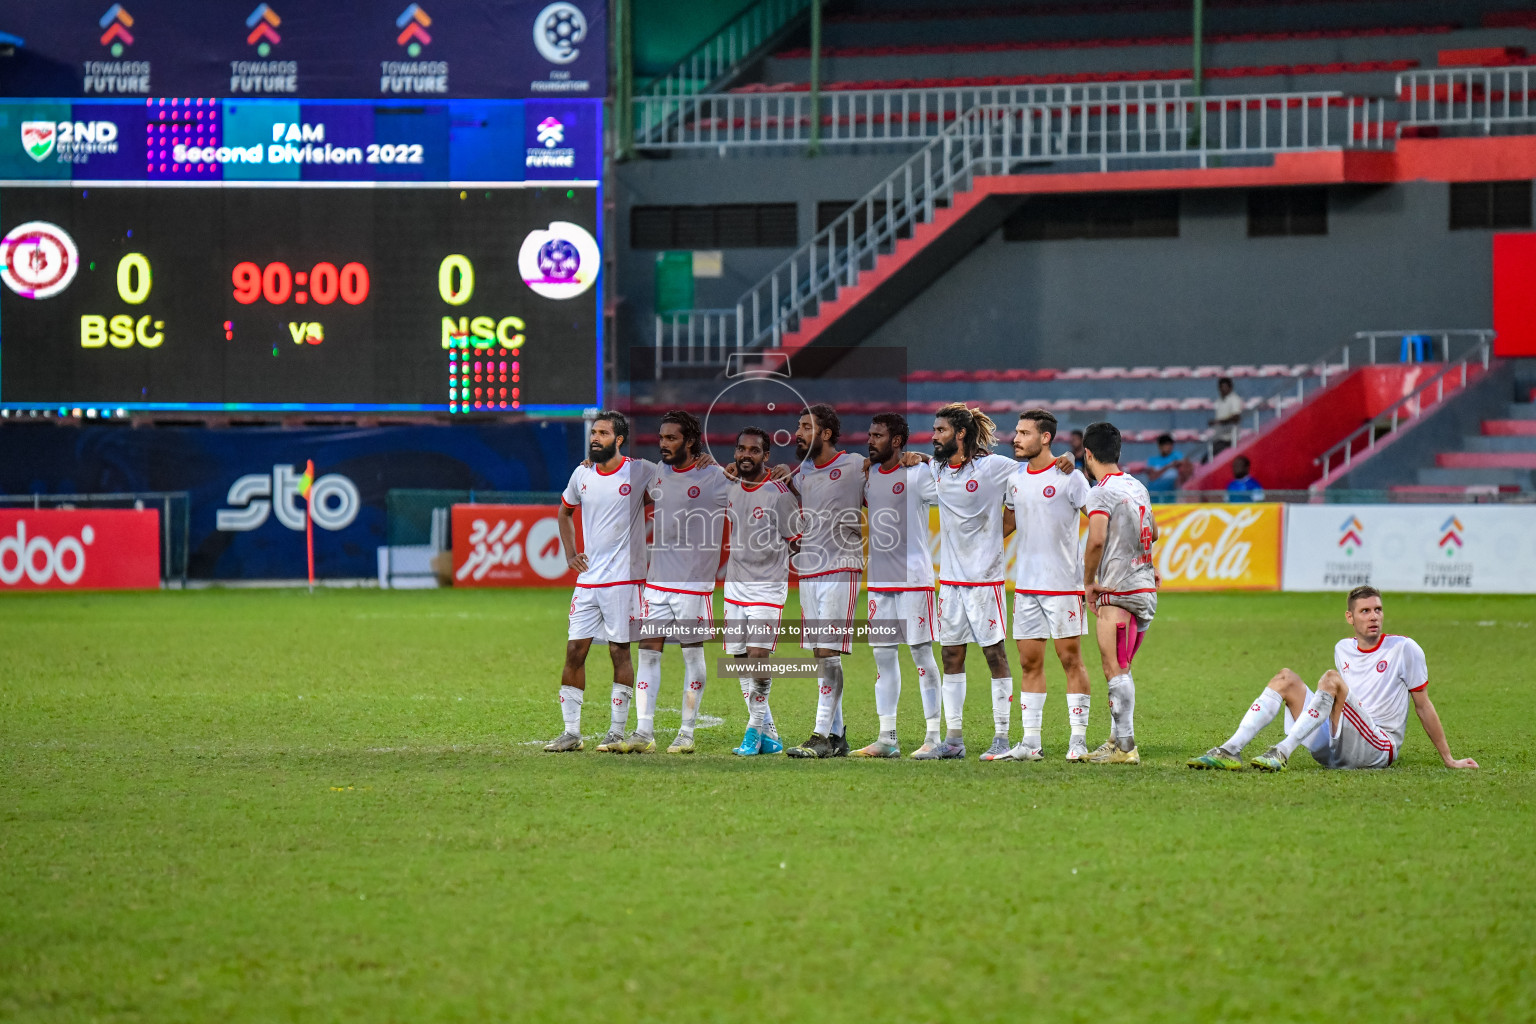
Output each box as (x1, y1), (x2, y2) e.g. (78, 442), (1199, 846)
(518, 222), (597, 300)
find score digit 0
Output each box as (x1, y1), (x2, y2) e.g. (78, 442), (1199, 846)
(80, 253), (164, 349)
(437, 254), (523, 350)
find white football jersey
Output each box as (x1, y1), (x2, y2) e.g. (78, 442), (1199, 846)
(865, 462), (938, 592)
(933, 452), (1016, 585)
(646, 461), (730, 594)
(1007, 461), (1090, 594)
(1085, 471), (1157, 595)
(1334, 633), (1428, 754)
(791, 451), (866, 579)
(559, 457), (655, 587)
(726, 477), (800, 587)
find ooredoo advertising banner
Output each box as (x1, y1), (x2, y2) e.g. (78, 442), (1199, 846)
(0, 508), (160, 589)
(1283, 504), (1536, 594)
(450, 503), (574, 587)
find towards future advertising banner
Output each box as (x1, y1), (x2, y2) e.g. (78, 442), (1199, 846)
(1283, 504), (1536, 594)
(0, 508), (161, 589)
(0, 97), (602, 182)
(0, 0), (606, 100)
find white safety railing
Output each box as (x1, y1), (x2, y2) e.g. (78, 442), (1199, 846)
(636, 80), (1190, 150)
(1397, 68), (1536, 133)
(656, 93), (1393, 374)
(1312, 332), (1495, 489)
(641, 0), (809, 99)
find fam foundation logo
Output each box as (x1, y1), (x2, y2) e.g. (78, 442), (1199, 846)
(85, 5), (151, 93)
(534, 2), (586, 64)
(246, 4), (281, 55)
(396, 4), (431, 56)
(1321, 513), (1371, 588)
(99, 4), (133, 55)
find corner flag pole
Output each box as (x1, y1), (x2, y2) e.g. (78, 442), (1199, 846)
(299, 459), (316, 593)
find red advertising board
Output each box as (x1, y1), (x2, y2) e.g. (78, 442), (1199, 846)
(0, 509), (161, 591)
(1494, 232), (1536, 357)
(450, 504), (577, 587)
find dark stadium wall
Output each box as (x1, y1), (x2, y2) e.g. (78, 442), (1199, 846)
(613, 158), (1494, 369)
(635, 0), (762, 82)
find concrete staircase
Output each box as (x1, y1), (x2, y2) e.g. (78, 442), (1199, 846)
(1419, 391), (1536, 490)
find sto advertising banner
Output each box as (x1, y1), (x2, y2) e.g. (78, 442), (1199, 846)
(0, 0), (606, 100)
(1283, 504), (1536, 594)
(0, 421), (582, 579)
(0, 507), (160, 589)
(450, 503), (574, 587)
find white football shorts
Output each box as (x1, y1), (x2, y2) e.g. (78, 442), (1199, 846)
(799, 570), (860, 653)
(1288, 687), (1396, 769)
(722, 581), (787, 655)
(567, 583), (642, 644)
(938, 582), (1008, 647)
(639, 585), (715, 644)
(867, 589), (936, 647)
(1099, 590), (1157, 632)
(1012, 592), (1088, 640)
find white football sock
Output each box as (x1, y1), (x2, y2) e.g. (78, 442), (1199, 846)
(609, 683), (632, 735)
(814, 656), (843, 736)
(1278, 689), (1334, 757)
(678, 647), (707, 738)
(991, 676), (1013, 739)
(941, 673), (966, 737)
(1107, 673), (1136, 749)
(1020, 691), (1046, 748)
(559, 684), (583, 735)
(873, 646), (901, 738)
(635, 649), (662, 736)
(743, 677), (771, 729)
(1224, 687), (1283, 755)
(911, 644), (942, 741)
(1066, 693), (1090, 741)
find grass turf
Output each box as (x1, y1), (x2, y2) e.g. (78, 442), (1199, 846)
(0, 588), (1531, 1023)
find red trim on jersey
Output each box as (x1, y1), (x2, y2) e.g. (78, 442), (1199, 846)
(940, 579), (1005, 587)
(877, 462), (902, 475)
(1087, 509), (1110, 519)
(798, 566), (861, 580)
(739, 477), (772, 491)
(1409, 681), (1429, 692)
(1014, 588), (1086, 596)
(670, 462), (697, 474)
(1354, 634), (1391, 654)
(560, 498), (578, 509)
(724, 599), (786, 608)
(1025, 461), (1056, 475)
(1097, 472), (1124, 484)
(813, 450), (847, 470)
(595, 456), (629, 477)
(867, 585), (936, 593)
(575, 579), (644, 589)
(644, 583), (715, 596)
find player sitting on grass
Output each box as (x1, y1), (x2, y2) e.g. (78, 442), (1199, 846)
(723, 427), (799, 757)
(1188, 586), (1479, 772)
(1081, 421), (1158, 766)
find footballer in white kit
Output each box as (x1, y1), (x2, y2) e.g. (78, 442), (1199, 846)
(855, 413), (945, 759)
(1002, 408), (1096, 763)
(1081, 421), (1159, 765)
(929, 403), (1018, 762)
(722, 427), (801, 757)
(545, 412), (656, 753)
(1189, 586), (1478, 772)
(785, 404), (865, 760)
(622, 410), (732, 755)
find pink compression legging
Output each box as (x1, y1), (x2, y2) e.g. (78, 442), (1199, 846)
(1115, 617), (1146, 672)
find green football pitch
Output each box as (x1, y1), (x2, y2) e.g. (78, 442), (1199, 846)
(1, 589), (1531, 1023)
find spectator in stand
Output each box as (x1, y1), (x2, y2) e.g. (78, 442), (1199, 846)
(1143, 433), (1185, 496)
(1226, 456), (1265, 502)
(1210, 376), (1244, 455)
(1067, 430), (1087, 475)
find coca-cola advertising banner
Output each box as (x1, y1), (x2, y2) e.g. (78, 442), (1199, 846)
(450, 504), (574, 588)
(0, 509), (161, 590)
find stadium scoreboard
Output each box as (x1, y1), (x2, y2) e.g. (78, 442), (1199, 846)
(0, 94), (602, 415)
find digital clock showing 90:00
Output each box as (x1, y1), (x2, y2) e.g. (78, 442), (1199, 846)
(0, 184), (600, 413)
